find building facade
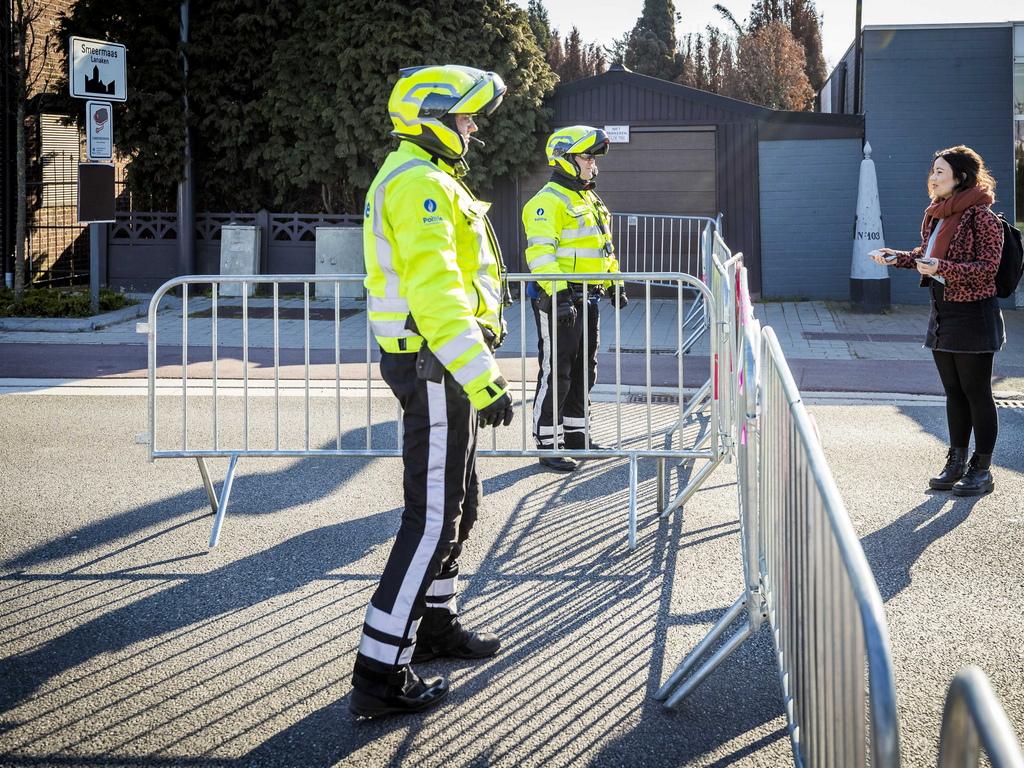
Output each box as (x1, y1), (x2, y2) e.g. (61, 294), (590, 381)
(820, 22), (1022, 306)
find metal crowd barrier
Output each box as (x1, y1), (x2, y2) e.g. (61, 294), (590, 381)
(610, 212), (721, 356)
(141, 271), (725, 550)
(938, 666), (1024, 768)
(656, 263), (901, 768)
(610, 212), (719, 281)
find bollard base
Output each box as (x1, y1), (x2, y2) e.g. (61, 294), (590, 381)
(849, 277), (890, 313)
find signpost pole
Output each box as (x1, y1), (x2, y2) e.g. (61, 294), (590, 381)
(89, 222), (99, 313)
(69, 36), (125, 314)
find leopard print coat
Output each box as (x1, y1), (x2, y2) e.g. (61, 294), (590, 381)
(892, 204), (1004, 302)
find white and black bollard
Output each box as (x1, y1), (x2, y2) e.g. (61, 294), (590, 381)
(850, 141), (890, 312)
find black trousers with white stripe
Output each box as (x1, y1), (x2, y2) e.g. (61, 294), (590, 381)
(532, 294), (599, 448)
(352, 351), (479, 696)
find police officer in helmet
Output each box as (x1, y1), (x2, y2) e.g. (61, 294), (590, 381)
(352, 64), (514, 718)
(523, 126), (626, 472)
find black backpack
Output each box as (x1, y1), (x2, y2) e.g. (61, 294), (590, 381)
(993, 212), (1024, 299)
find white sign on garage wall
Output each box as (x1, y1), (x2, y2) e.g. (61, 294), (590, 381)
(604, 125), (630, 143)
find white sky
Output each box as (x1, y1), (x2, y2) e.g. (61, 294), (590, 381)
(514, 0), (1020, 70)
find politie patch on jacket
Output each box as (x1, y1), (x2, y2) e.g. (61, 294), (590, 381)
(533, 206), (548, 222)
(422, 198), (444, 225)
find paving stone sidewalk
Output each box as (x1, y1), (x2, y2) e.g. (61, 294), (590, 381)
(1, 296), (1022, 394)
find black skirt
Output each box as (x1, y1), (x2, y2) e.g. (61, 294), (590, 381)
(925, 282), (1005, 353)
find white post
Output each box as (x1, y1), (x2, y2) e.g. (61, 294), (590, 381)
(850, 141), (889, 312)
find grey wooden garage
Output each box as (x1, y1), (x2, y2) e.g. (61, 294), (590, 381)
(489, 65), (864, 296)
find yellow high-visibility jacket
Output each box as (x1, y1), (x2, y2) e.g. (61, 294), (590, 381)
(522, 180), (621, 295)
(363, 141), (507, 409)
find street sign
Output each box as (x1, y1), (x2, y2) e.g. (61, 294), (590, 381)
(86, 101), (113, 161)
(604, 125), (630, 143)
(69, 37), (127, 102)
(78, 163), (115, 223)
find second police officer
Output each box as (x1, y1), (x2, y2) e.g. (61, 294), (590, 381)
(522, 126), (626, 472)
(352, 64), (515, 718)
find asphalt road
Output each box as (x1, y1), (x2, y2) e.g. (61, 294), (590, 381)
(0, 390), (1021, 767)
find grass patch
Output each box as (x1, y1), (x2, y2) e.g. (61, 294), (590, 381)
(0, 287), (138, 318)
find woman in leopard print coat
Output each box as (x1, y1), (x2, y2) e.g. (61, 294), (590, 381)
(872, 145), (1005, 497)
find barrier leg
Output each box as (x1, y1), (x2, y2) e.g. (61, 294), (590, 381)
(196, 457), (218, 516)
(662, 454), (723, 521)
(656, 458), (666, 513)
(664, 617), (754, 709)
(656, 592), (747, 701)
(628, 455), (638, 551)
(679, 379), (711, 427)
(208, 454), (239, 549)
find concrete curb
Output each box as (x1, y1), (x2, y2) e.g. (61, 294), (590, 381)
(0, 293), (163, 333)
(0, 300), (143, 332)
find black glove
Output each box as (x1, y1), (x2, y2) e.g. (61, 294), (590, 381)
(610, 283), (628, 309)
(539, 288), (577, 326)
(478, 392), (515, 428)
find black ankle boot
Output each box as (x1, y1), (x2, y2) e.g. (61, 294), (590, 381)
(952, 453), (994, 497)
(349, 666), (449, 718)
(413, 611), (501, 663)
(929, 447), (969, 490)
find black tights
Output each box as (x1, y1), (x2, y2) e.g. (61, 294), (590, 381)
(932, 351), (998, 454)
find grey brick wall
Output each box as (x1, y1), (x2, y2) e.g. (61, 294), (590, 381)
(863, 26), (1015, 305)
(759, 138), (862, 300)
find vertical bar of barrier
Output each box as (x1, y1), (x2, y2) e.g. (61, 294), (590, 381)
(645, 280), (652, 451)
(677, 280), (684, 450)
(304, 281), (310, 451)
(688, 219), (693, 276)
(212, 282), (219, 451)
(181, 284), (188, 451)
(628, 454), (638, 550)
(660, 218), (665, 274)
(583, 279), (589, 451)
(242, 288), (249, 451)
(335, 282), (341, 450)
(273, 283), (280, 450)
(521, 278), (527, 452)
(550, 278), (559, 452)
(149, 285), (158, 458)
(365, 286), (372, 451)
(615, 282), (622, 449)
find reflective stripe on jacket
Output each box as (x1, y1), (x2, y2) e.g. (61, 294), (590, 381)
(363, 141), (506, 409)
(522, 181), (621, 295)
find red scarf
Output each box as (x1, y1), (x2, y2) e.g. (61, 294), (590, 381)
(922, 186), (993, 260)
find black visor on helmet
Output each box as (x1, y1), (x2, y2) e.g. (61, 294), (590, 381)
(419, 92), (461, 118)
(583, 130), (610, 156)
(481, 93), (504, 116)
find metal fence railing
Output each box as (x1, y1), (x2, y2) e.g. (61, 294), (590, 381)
(610, 212), (722, 357)
(758, 325), (900, 767)
(141, 271), (725, 550)
(938, 666), (1024, 768)
(655, 261), (901, 768)
(610, 212), (719, 279)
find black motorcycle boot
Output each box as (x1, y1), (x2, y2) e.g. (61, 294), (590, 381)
(412, 610), (501, 663)
(952, 453), (995, 497)
(537, 448), (577, 471)
(563, 432), (609, 452)
(349, 666), (449, 718)
(928, 447), (969, 490)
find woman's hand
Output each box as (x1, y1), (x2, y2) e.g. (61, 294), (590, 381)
(915, 258), (940, 276)
(870, 248), (898, 266)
